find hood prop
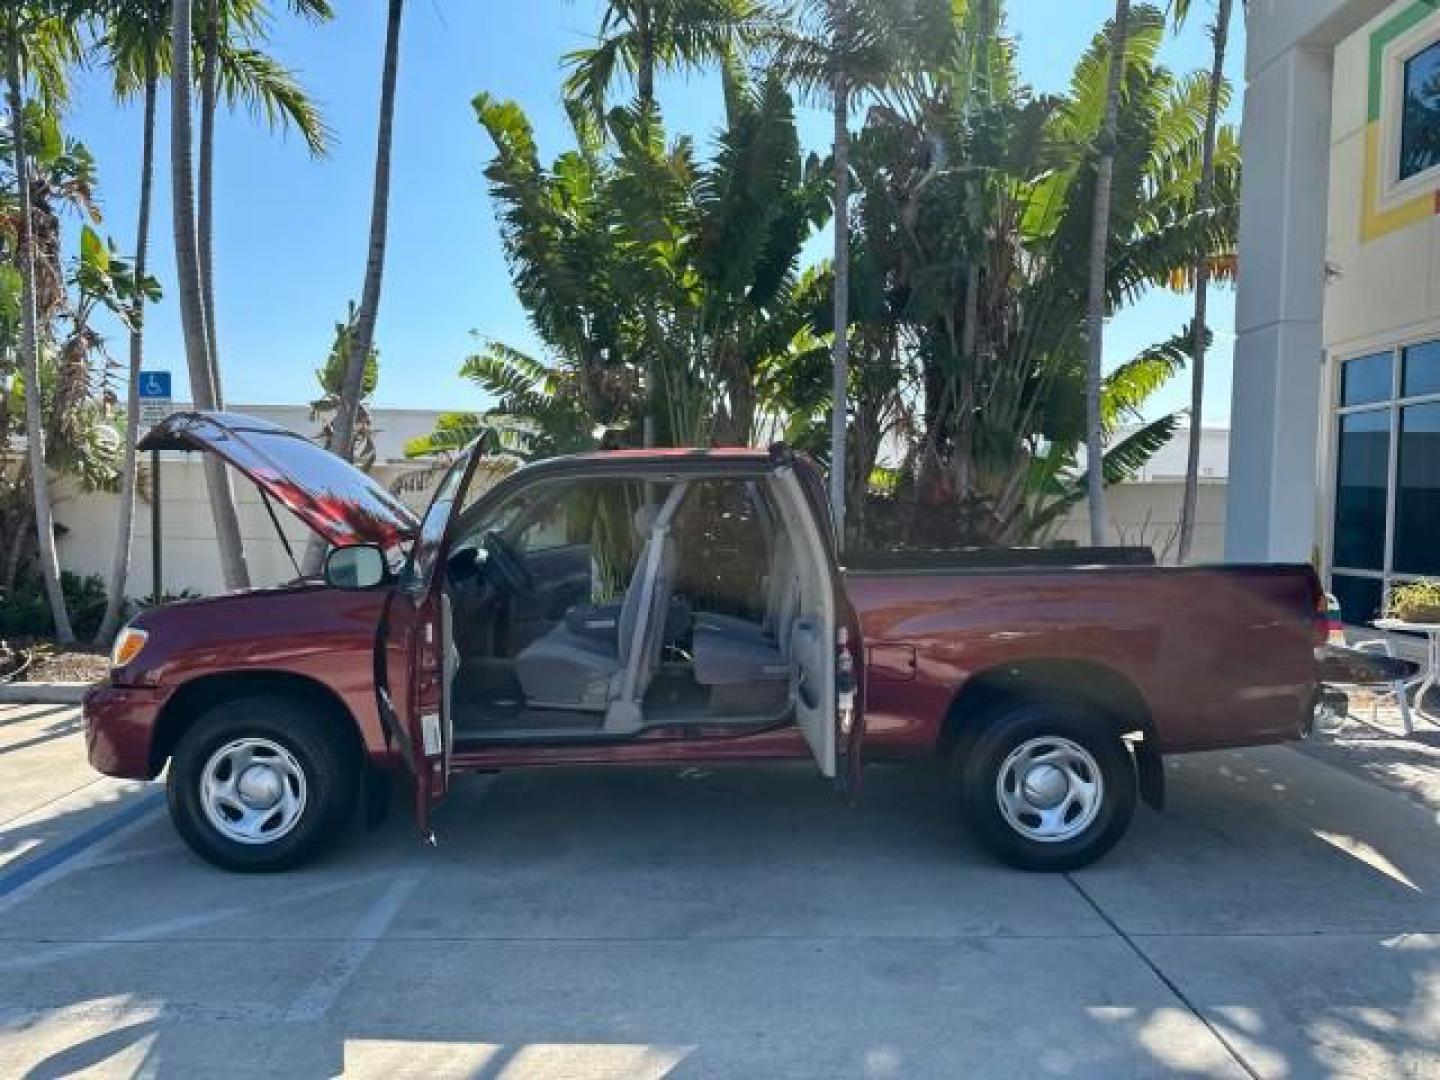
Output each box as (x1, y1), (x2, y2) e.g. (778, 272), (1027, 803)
(258, 487), (304, 580)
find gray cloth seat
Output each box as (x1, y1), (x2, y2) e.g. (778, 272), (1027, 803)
(514, 498), (678, 708)
(509, 626), (625, 707)
(692, 529), (800, 687)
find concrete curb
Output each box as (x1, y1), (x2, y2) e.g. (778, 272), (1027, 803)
(0, 682), (94, 705)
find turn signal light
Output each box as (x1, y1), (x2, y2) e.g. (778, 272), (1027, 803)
(110, 627), (149, 668)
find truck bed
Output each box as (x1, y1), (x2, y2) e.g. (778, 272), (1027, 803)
(845, 559), (1323, 757)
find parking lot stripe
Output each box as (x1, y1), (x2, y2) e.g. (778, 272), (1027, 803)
(285, 871), (424, 1022)
(0, 873), (393, 972)
(0, 790), (164, 906)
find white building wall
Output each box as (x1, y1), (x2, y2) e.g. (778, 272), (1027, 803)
(1324, 3), (1440, 360)
(1227, 0), (1396, 562)
(1055, 482), (1229, 564)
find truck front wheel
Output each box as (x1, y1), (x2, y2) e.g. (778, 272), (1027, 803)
(167, 694), (358, 872)
(954, 701), (1137, 872)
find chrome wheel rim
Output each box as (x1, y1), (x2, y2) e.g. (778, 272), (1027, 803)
(200, 737), (307, 845)
(995, 736), (1104, 844)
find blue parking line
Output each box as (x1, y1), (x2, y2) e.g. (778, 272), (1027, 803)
(0, 790), (164, 900)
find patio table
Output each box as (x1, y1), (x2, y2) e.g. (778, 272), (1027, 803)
(1372, 618), (1440, 732)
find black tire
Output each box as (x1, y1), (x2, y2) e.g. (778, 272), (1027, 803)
(166, 693), (358, 872)
(954, 700), (1136, 872)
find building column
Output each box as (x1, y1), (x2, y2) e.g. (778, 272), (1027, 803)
(1225, 44), (1335, 563)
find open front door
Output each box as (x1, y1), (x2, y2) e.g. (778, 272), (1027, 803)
(376, 451), (479, 841)
(772, 462), (866, 799)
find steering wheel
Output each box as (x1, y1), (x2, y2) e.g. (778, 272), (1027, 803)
(481, 531), (537, 599)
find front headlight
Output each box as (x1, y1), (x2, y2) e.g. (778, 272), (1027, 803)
(110, 626), (149, 668)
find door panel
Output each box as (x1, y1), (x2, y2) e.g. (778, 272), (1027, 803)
(378, 449), (484, 838)
(771, 463), (866, 796)
(790, 616), (835, 776)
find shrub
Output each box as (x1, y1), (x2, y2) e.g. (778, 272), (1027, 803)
(1386, 580), (1440, 624)
(0, 572), (109, 641)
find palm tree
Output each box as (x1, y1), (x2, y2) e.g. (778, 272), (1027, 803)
(565, 0), (772, 448)
(171, 0), (249, 591)
(772, 0), (951, 540)
(1084, 0), (1132, 546)
(1, 1), (85, 644)
(194, 0), (329, 388)
(563, 0), (772, 122)
(827, 0), (851, 543)
(1171, 0), (1235, 563)
(96, 1), (165, 643)
(327, 0), (403, 465)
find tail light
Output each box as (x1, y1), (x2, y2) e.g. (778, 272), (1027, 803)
(1316, 591), (1345, 647)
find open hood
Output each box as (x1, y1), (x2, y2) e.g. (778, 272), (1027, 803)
(140, 411), (421, 550)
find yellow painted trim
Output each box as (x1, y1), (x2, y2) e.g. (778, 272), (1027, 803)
(1362, 123), (1438, 241)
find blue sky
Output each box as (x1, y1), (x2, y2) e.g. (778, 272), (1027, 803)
(61, 0), (1244, 424)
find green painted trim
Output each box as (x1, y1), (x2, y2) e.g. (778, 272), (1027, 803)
(1368, 1), (1440, 123)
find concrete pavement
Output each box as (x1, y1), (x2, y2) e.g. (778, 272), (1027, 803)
(0, 706), (1436, 1078)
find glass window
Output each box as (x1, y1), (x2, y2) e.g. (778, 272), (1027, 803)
(1341, 352), (1394, 406)
(452, 478), (653, 600)
(513, 480), (650, 556)
(403, 455), (471, 591)
(1331, 574), (1384, 626)
(674, 480), (770, 619)
(1402, 39), (1440, 181)
(1403, 340), (1440, 398)
(1394, 403), (1440, 573)
(1333, 410), (1392, 570)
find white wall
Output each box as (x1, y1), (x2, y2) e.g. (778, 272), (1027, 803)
(1055, 482), (1229, 565)
(1226, 0), (1396, 563)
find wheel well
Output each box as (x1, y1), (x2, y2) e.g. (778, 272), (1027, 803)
(938, 659), (1155, 757)
(150, 670), (364, 776)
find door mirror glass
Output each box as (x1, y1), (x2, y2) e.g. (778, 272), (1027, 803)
(324, 544), (388, 590)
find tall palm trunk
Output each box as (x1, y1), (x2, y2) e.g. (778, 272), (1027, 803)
(638, 0), (657, 448)
(98, 72), (158, 644)
(1084, 0), (1131, 547)
(197, 0), (222, 399)
(172, 0), (249, 591)
(637, 0), (655, 107)
(328, 0), (403, 463)
(829, 77), (850, 544)
(1176, 0), (1232, 565)
(5, 39), (74, 644)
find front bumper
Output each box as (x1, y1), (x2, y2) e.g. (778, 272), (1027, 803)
(83, 683), (169, 779)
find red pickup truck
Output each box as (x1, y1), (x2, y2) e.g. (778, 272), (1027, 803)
(84, 413), (1325, 874)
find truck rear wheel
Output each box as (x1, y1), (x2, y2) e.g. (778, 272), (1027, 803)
(954, 701), (1136, 872)
(166, 694), (357, 872)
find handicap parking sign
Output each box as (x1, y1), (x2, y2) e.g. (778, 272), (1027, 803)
(138, 370), (173, 429)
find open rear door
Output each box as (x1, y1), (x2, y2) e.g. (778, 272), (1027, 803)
(376, 450), (480, 840)
(772, 461), (865, 799)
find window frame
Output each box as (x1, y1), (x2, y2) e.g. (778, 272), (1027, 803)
(1329, 340), (1440, 620)
(1378, 17), (1440, 210)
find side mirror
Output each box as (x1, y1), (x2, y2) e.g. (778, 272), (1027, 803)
(324, 544), (389, 591)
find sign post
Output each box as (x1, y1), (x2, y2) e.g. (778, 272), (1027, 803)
(138, 371), (172, 605)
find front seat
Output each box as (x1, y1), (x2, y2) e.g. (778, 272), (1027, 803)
(514, 489), (683, 710)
